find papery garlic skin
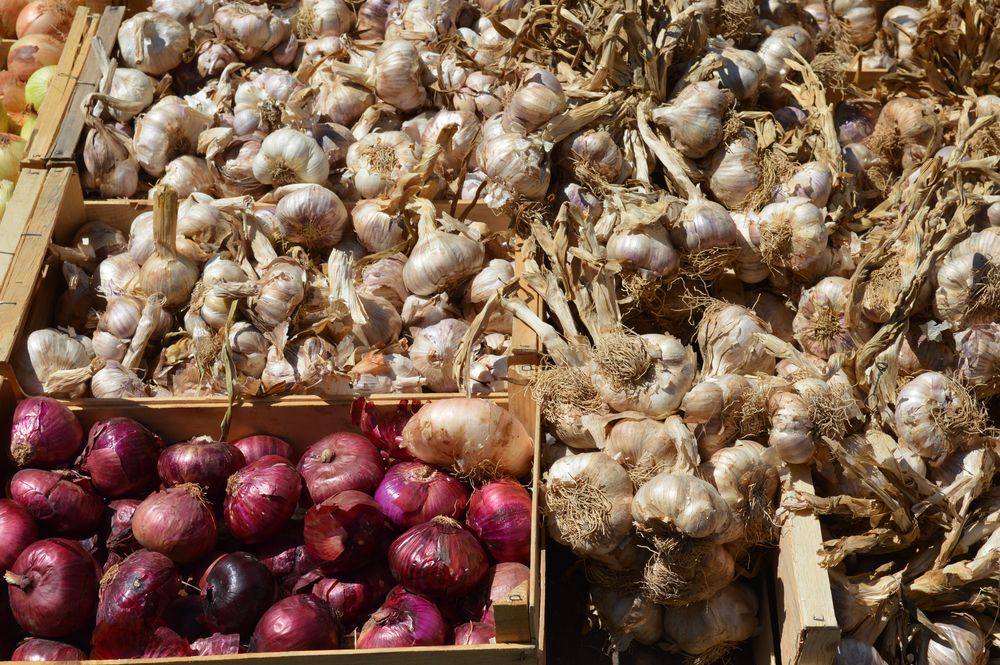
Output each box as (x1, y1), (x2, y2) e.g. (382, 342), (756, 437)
(652, 81), (732, 159)
(156, 156), (215, 200)
(757, 26), (815, 98)
(91, 361), (151, 399)
(925, 616), (988, 665)
(707, 132), (761, 209)
(359, 253), (408, 308)
(502, 73), (566, 134)
(955, 324), (1000, 398)
(592, 333), (697, 419)
(895, 371), (981, 465)
(698, 303), (775, 378)
(545, 452), (633, 557)
(118, 12), (189, 76)
(774, 161), (834, 208)
(233, 69), (307, 135)
(591, 587), (663, 648)
(681, 374), (752, 459)
(82, 122), (139, 198)
(274, 184), (348, 249)
(832, 0), (878, 46)
(660, 582), (758, 656)
(768, 389), (815, 464)
(134, 97), (212, 177)
(934, 228), (1000, 328)
(107, 68), (155, 122)
(606, 222), (679, 279)
(403, 211), (484, 297)
(19, 328), (94, 398)
(632, 472), (734, 542)
(254, 259), (306, 329)
(213, 2), (292, 61)
(297, 0), (354, 37)
(253, 128), (330, 186)
(152, 0), (215, 26)
(793, 276), (874, 359)
(603, 416), (695, 486)
(353, 352), (424, 394)
(751, 197), (830, 281)
(480, 133), (551, 207)
(558, 130), (623, 182)
(714, 47), (766, 101)
(409, 318), (469, 392)
(345, 131), (420, 199)
(703, 440), (778, 545)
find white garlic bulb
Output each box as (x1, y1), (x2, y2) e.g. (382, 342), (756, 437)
(681, 374), (752, 459)
(82, 121), (139, 198)
(293, 336), (351, 397)
(703, 440), (778, 545)
(420, 110), (480, 176)
(353, 352), (424, 393)
(793, 276), (874, 359)
(558, 130), (623, 182)
(334, 39), (427, 112)
(19, 328), (94, 398)
(213, 2), (293, 61)
(895, 371), (983, 465)
(955, 324), (1000, 398)
(652, 81), (732, 159)
(925, 616), (987, 665)
(502, 73), (566, 134)
(134, 97), (212, 177)
(253, 128), (330, 186)
(359, 254), (408, 309)
(480, 133), (552, 207)
(757, 26), (815, 97)
(934, 228), (1000, 328)
(707, 132), (761, 209)
(402, 293), (461, 329)
(352, 199), (408, 253)
(607, 221), (679, 279)
(230, 322), (268, 379)
(632, 472), (734, 541)
(468, 258), (514, 304)
(132, 187), (199, 308)
(91, 361), (151, 399)
(118, 12), (190, 76)
(603, 416), (696, 487)
(698, 303), (775, 378)
(273, 184), (348, 249)
(402, 202), (484, 296)
(233, 69), (307, 135)
(156, 156), (215, 200)
(773, 161), (834, 207)
(345, 131), (421, 199)
(107, 68), (155, 122)
(750, 197), (830, 281)
(714, 47), (766, 101)
(99, 253), (140, 297)
(297, 0), (354, 37)
(312, 69), (375, 127)
(410, 319), (470, 392)
(254, 258), (307, 329)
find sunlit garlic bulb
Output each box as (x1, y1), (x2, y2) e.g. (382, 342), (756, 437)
(132, 186), (198, 308)
(134, 97), (211, 177)
(273, 184), (348, 249)
(698, 303), (775, 378)
(545, 452), (633, 557)
(707, 131), (761, 209)
(925, 616), (987, 665)
(98, 253), (140, 297)
(832, 0), (878, 46)
(558, 130), (623, 182)
(351, 199), (407, 253)
(934, 228), (1000, 328)
(107, 68), (155, 122)
(410, 319), (469, 392)
(91, 362), (151, 399)
(660, 582), (758, 657)
(702, 440), (778, 545)
(386, 0), (460, 41)
(345, 131), (420, 199)
(311, 68), (375, 127)
(603, 416), (697, 487)
(502, 70), (566, 134)
(333, 39), (427, 112)
(607, 221), (679, 279)
(254, 258), (307, 329)
(420, 110), (480, 177)
(233, 69), (306, 135)
(954, 324), (1000, 398)
(865, 97), (938, 170)
(82, 121), (139, 198)
(156, 156), (214, 200)
(757, 26), (815, 98)
(651, 81), (732, 159)
(480, 133), (551, 207)
(681, 374), (752, 459)
(402, 202), (484, 296)
(773, 161), (834, 207)
(118, 12), (189, 76)
(353, 352), (423, 393)
(359, 253), (407, 309)
(591, 587), (663, 648)
(591, 331), (697, 419)
(767, 389), (814, 464)
(793, 276), (874, 359)
(402, 293), (460, 329)
(213, 2), (293, 61)
(253, 128), (330, 186)
(882, 6), (923, 62)
(672, 197), (742, 277)
(19, 328), (93, 398)
(297, 0), (354, 37)
(750, 197), (830, 281)
(460, 71), (505, 117)
(895, 371), (984, 465)
(714, 47), (766, 101)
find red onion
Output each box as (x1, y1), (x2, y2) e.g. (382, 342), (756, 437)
(200, 552), (276, 636)
(311, 563), (394, 628)
(4, 538), (98, 637)
(454, 621), (495, 644)
(0, 499), (37, 571)
(132, 484), (218, 563)
(352, 396), (418, 461)
(192, 633), (242, 655)
(9, 469), (104, 537)
(467, 478), (531, 564)
(224, 455), (301, 544)
(80, 418), (162, 497)
(104, 499), (141, 559)
(304, 490), (390, 572)
(478, 563), (531, 625)
(250, 594), (340, 652)
(298, 433), (384, 504)
(232, 435), (296, 465)
(143, 627), (193, 658)
(9, 397), (83, 468)
(158, 436), (246, 498)
(91, 550), (180, 659)
(374, 461), (468, 528)
(166, 594), (209, 642)
(253, 528), (321, 591)
(357, 586), (446, 648)
(11, 638), (87, 661)
(389, 516), (488, 598)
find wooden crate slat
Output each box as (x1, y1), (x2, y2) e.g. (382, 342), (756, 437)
(48, 6), (126, 163)
(0, 169), (47, 284)
(777, 465), (840, 665)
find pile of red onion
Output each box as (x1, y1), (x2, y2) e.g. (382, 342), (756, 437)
(1, 397), (532, 657)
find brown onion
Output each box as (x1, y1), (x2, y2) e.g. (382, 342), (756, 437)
(298, 433), (384, 505)
(224, 455), (302, 544)
(132, 484), (218, 563)
(304, 490), (390, 572)
(250, 594), (340, 652)
(158, 436), (246, 498)
(389, 516), (489, 598)
(6, 33), (60, 81)
(15, 0), (74, 38)
(9, 469), (104, 537)
(0, 0), (30, 36)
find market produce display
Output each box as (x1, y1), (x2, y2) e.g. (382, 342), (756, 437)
(0, 396), (533, 656)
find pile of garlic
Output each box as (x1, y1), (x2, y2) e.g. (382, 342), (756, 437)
(22, 183), (514, 398)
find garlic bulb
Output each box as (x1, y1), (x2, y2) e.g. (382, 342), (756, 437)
(334, 39), (427, 112)
(480, 133), (551, 207)
(254, 258), (306, 329)
(835, 640), (888, 665)
(402, 293), (461, 329)
(132, 186), (198, 308)
(865, 97), (938, 170)
(356, 0), (391, 38)
(19, 328), (93, 398)
(533, 365), (609, 450)
(82, 121), (139, 198)
(134, 97), (212, 177)
(345, 131), (420, 198)
(359, 253), (408, 308)
(386, 0), (460, 41)
(925, 616), (987, 665)
(253, 128), (330, 186)
(832, 0), (878, 46)
(757, 26), (815, 97)
(672, 198), (742, 276)
(312, 69), (375, 127)
(201, 129), (266, 198)
(652, 81), (732, 159)
(707, 132), (761, 209)
(233, 69), (307, 135)
(273, 184), (348, 249)
(156, 156), (215, 199)
(353, 352), (424, 393)
(410, 319), (469, 392)
(213, 2), (292, 61)
(502, 72), (566, 134)
(894, 371), (984, 465)
(955, 324), (1000, 398)
(591, 587), (663, 648)
(750, 197), (830, 281)
(152, 0), (215, 25)
(603, 416), (697, 487)
(293, 336), (351, 397)
(698, 303), (775, 378)
(681, 374), (752, 459)
(352, 199), (408, 253)
(660, 582), (758, 656)
(607, 221), (679, 279)
(749, 290), (795, 342)
(230, 322), (268, 378)
(934, 228), (1000, 328)
(703, 440), (778, 545)
(297, 0), (354, 37)
(632, 472), (734, 541)
(558, 130), (623, 182)
(107, 68), (155, 122)
(468, 258), (514, 304)
(91, 361), (152, 399)
(402, 202), (484, 296)
(793, 276), (874, 359)
(460, 71), (505, 117)
(420, 110), (480, 177)
(545, 452), (633, 557)
(773, 161), (834, 207)
(591, 332), (697, 419)
(261, 323), (298, 393)
(714, 47), (766, 101)
(767, 389), (815, 464)
(99, 253), (140, 296)
(118, 12), (189, 76)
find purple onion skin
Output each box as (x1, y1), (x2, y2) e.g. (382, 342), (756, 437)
(232, 435), (296, 465)
(303, 490), (391, 573)
(224, 456), (302, 544)
(312, 563), (395, 628)
(375, 462), (468, 529)
(9, 397), (83, 468)
(250, 594), (340, 653)
(132, 485), (218, 563)
(11, 638), (87, 661)
(352, 397), (418, 461)
(454, 621), (495, 645)
(200, 552), (277, 637)
(103, 499), (141, 559)
(143, 627), (193, 658)
(80, 418), (162, 497)
(91, 550), (179, 659)
(9, 470), (104, 537)
(5, 538), (99, 638)
(158, 437), (246, 498)
(298, 433), (384, 505)
(0, 500), (38, 572)
(467, 479), (532, 564)
(192, 633), (242, 655)
(389, 516), (489, 598)
(357, 586), (446, 648)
